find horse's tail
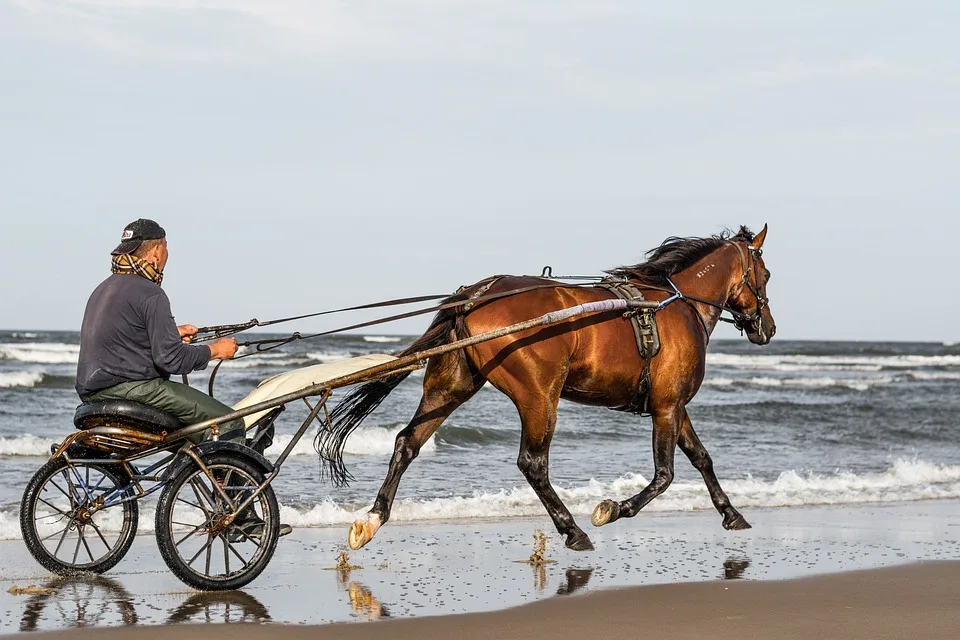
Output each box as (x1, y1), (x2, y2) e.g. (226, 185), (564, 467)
(316, 297), (463, 486)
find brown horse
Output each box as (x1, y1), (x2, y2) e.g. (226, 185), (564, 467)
(319, 225), (776, 552)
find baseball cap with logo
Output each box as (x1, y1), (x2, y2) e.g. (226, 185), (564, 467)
(111, 219), (166, 255)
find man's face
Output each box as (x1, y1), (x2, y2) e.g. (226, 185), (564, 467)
(155, 238), (169, 271)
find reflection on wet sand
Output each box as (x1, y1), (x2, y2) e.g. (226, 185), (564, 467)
(722, 557), (751, 580)
(18, 576), (138, 632)
(556, 568), (594, 596)
(167, 591), (272, 625)
(346, 582), (390, 620)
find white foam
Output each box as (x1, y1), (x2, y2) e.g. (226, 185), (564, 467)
(11, 332), (40, 339)
(305, 352), (352, 363)
(0, 343), (79, 364)
(708, 353), (960, 370)
(265, 424), (435, 458)
(0, 371), (45, 389)
(703, 375), (896, 391)
(2, 459), (957, 539)
(363, 336), (403, 343)
(0, 435), (56, 456)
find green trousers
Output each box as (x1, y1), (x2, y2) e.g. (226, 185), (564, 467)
(81, 378), (245, 444)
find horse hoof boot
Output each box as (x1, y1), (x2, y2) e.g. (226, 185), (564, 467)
(723, 513), (752, 531)
(348, 514), (382, 550)
(566, 532), (595, 551)
(591, 499), (621, 527)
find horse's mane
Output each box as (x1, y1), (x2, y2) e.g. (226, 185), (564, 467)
(606, 226), (754, 287)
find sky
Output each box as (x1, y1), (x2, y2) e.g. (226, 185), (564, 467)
(1, 1), (958, 341)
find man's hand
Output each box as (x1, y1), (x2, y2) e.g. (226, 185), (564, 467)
(177, 324), (199, 344)
(208, 337), (238, 360)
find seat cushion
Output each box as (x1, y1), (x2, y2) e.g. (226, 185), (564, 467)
(74, 400), (182, 433)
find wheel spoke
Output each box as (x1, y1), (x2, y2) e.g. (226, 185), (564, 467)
(87, 519), (112, 550)
(205, 537), (213, 576)
(80, 527), (96, 563)
(222, 535), (230, 574)
(41, 523), (71, 544)
(226, 538), (251, 568)
(175, 496), (206, 513)
(48, 478), (76, 504)
(189, 478), (216, 516)
(71, 531), (82, 564)
(37, 496), (70, 517)
(187, 535), (215, 568)
(175, 522), (208, 546)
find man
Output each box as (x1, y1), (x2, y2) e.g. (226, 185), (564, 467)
(77, 218), (290, 538)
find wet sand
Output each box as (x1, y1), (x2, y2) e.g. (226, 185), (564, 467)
(2, 499), (959, 635)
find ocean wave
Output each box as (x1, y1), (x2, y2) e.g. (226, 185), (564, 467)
(707, 353), (960, 371)
(0, 371), (75, 390)
(3, 459), (954, 539)
(10, 332), (41, 339)
(0, 371), (44, 389)
(363, 336), (403, 343)
(0, 343), (79, 364)
(265, 424), (435, 457)
(703, 375), (896, 392)
(0, 434), (56, 456)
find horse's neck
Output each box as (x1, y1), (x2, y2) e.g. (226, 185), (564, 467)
(670, 244), (741, 335)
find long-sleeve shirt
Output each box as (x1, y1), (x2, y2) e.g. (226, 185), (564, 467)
(76, 273), (212, 397)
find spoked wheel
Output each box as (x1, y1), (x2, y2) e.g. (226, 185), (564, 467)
(20, 457), (138, 576)
(155, 452), (280, 591)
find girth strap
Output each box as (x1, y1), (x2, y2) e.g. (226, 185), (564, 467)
(598, 279), (661, 416)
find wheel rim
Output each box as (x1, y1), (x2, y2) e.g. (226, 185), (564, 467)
(165, 463), (274, 583)
(30, 464), (132, 570)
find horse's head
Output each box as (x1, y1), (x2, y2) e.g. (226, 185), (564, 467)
(727, 224), (776, 345)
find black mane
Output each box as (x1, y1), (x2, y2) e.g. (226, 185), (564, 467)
(606, 226), (754, 287)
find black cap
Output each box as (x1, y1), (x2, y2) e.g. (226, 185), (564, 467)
(111, 219), (166, 255)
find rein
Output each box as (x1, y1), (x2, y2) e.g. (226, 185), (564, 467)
(660, 240), (768, 338)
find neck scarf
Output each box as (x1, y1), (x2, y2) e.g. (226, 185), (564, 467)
(111, 253), (164, 286)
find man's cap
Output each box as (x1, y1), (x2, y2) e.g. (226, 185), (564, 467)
(111, 219), (166, 255)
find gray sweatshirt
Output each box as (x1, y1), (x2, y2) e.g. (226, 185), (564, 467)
(76, 274), (212, 397)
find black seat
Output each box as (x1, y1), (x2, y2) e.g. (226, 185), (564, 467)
(74, 400), (182, 433)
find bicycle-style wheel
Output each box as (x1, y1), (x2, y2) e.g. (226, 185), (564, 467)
(20, 457), (138, 576)
(155, 452), (279, 591)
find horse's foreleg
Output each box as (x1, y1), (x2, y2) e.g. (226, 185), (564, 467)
(677, 410), (751, 530)
(591, 406), (680, 527)
(349, 353), (481, 550)
(516, 401), (594, 551)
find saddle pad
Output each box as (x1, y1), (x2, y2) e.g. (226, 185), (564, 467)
(232, 353), (398, 428)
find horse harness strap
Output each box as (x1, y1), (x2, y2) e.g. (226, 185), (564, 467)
(597, 279), (661, 416)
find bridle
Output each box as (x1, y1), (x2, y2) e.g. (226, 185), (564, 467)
(663, 239), (769, 338)
(726, 241), (769, 335)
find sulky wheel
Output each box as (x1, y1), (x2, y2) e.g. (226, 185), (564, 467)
(155, 452), (280, 591)
(20, 457), (138, 576)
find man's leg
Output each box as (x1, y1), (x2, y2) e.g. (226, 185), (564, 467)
(84, 378), (245, 443)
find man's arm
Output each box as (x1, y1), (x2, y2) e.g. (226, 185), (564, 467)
(143, 293), (214, 375)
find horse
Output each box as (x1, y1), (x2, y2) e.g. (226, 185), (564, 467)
(318, 225), (776, 552)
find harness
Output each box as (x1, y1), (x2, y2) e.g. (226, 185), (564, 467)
(597, 278), (661, 415)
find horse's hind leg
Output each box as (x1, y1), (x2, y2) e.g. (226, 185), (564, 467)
(348, 350), (482, 550)
(514, 396), (594, 551)
(677, 410), (751, 530)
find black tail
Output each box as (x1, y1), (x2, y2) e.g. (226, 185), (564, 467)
(316, 301), (462, 486)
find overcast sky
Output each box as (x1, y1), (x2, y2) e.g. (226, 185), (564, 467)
(1, 1), (957, 342)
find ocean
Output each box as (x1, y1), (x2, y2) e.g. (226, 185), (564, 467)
(2, 331), (959, 540)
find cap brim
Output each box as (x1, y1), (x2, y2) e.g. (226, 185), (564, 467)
(111, 239), (142, 255)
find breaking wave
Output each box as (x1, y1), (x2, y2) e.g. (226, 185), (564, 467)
(0, 343), (79, 364)
(3, 459), (956, 539)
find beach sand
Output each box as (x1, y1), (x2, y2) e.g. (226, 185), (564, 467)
(2, 499), (959, 636)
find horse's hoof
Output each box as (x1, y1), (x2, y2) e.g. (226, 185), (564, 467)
(566, 532), (595, 552)
(723, 513), (752, 531)
(591, 499), (621, 527)
(348, 515), (382, 550)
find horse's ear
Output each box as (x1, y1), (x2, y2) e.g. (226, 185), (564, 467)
(751, 223), (768, 250)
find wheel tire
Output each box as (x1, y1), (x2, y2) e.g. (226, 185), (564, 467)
(20, 457), (138, 576)
(155, 452), (279, 591)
